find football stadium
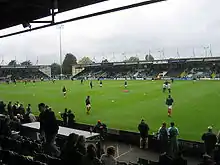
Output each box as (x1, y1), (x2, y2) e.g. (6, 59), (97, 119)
(1, 0), (220, 165)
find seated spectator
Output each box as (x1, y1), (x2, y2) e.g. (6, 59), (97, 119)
(198, 154), (216, 165)
(76, 135), (86, 155)
(171, 151), (187, 165)
(19, 104), (25, 116)
(23, 104), (36, 123)
(82, 144), (102, 165)
(61, 133), (82, 165)
(159, 152), (173, 165)
(101, 146), (117, 165)
(0, 101), (6, 114)
(0, 117), (12, 137)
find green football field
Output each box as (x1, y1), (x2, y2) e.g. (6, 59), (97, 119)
(0, 80), (220, 141)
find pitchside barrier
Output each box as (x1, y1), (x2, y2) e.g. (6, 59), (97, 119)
(71, 122), (220, 158)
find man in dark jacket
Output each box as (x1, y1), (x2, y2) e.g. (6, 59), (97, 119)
(61, 108), (68, 127)
(38, 103), (47, 141)
(93, 120), (107, 140)
(158, 122), (168, 153)
(202, 126), (217, 156)
(138, 119), (149, 149)
(67, 110), (75, 128)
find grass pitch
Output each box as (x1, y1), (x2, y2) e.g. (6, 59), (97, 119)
(0, 80), (220, 141)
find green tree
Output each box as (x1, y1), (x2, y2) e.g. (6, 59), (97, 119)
(102, 59), (109, 63)
(62, 53), (77, 74)
(145, 54), (154, 61)
(20, 60), (32, 66)
(51, 63), (61, 75)
(78, 57), (93, 64)
(124, 56), (139, 62)
(8, 60), (17, 66)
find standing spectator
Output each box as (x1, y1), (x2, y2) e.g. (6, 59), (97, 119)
(93, 120), (107, 141)
(43, 110), (60, 157)
(61, 108), (68, 127)
(38, 103), (47, 140)
(7, 102), (13, 119)
(67, 110), (75, 128)
(138, 119), (149, 149)
(82, 144), (102, 165)
(202, 126), (217, 156)
(43, 110), (59, 144)
(101, 146), (117, 165)
(96, 141), (105, 159)
(158, 122), (168, 154)
(168, 122), (179, 156)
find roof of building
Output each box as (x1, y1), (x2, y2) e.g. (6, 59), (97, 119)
(0, 0), (107, 30)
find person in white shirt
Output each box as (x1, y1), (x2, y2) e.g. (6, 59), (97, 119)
(101, 146), (117, 165)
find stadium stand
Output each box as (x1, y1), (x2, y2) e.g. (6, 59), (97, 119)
(73, 57), (220, 80)
(0, 66), (51, 81)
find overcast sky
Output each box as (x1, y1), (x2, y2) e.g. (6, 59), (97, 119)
(0, 0), (220, 65)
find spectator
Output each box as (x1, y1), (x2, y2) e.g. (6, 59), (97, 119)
(138, 119), (149, 149)
(159, 152), (173, 165)
(0, 117), (12, 137)
(96, 141), (104, 159)
(168, 122), (179, 157)
(43, 110), (59, 144)
(19, 104), (25, 116)
(82, 144), (102, 165)
(198, 154), (216, 165)
(38, 103), (46, 140)
(101, 146), (117, 165)
(43, 110), (60, 157)
(93, 120), (107, 141)
(202, 126), (217, 156)
(61, 133), (82, 165)
(171, 151), (187, 165)
(0, 101), (6, 114)
(76, 135), (86, 155)
(61, 108), (68, 127)
(67, 110), (75, 128)
(7, 102), (13, 119)
(158, 122), (168, 154)
(24, 104), (36, 123)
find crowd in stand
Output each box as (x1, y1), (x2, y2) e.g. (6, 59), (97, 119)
(1, 100), (220, 165)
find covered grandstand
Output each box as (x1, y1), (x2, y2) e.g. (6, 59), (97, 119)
(73, 56), (220, 80)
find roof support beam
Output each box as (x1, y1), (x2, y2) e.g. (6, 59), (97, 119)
(0, 0), (166, 38)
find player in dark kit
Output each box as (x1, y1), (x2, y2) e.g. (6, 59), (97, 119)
(100, 80), (103, 87)
(124, 81), (128, 88)
(171, 78), (174, 83)
(85, 96), (91, 114)
(81, 79), (84, 84)
(52, 79), (55, 83)
(166, 95), (174, 117)
(90, 81), (93, 89)
(62, 86), (67, 97)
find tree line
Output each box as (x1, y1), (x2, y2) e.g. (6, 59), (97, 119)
(6, 53), (154, 76)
